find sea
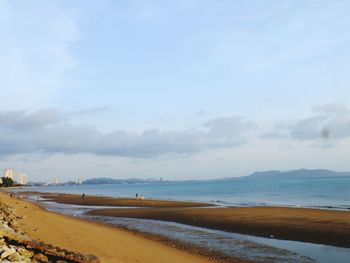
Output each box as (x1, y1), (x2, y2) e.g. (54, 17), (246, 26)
(24, 175), (350, 210)
(17, 175), (350, 262)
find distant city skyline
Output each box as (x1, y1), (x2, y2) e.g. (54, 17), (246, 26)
(1, 1), (350, 181)
(3, 168), (27, 185)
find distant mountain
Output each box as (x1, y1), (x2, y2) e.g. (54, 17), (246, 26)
(81, 169), (350, 185)
(82, 177), (163, 185)
(246, 169), (350, 179)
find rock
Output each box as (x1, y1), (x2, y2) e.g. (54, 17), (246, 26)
(86, 254), (100, 263)
(32, 253), (49, 262)
(61, 248), (70, 256)
(7, 251), (22, 262)
(0, 245), (9, 253)
(17, 247), (34, 258)
(0, 229), (8, 238)
(0, 199), (100, 263)
(1, 248), (16, 259)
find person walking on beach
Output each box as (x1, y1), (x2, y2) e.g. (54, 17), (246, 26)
(82, 193), (85, 199)
(135, 193), (139, 200)
(140, 194), (144, 202)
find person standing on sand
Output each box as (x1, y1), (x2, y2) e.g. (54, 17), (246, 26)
(82, 193), (85, 199)
(140, 194), (144, 202)
(135, 193), (139, 200)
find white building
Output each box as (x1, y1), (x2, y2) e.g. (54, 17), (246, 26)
(4, 168), (14, 179)
(14, 173), (27, 185)
(54, 178), (59, 185)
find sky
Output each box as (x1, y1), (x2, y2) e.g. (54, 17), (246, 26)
(1, 0), (350, 182)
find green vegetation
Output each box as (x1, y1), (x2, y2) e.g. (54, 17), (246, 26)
(0, 177), (15, 187)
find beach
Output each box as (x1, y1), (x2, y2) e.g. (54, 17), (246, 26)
(88, 206), (350, 248)
(40, 193), (212, 208)
(39, 193), (350, 248)
(2, 191), (350, 262)
(43, 194), (350, 247)
(0, 192), (236, 263)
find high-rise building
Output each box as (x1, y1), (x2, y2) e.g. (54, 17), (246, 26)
(14, 173), (27, 185)
(4, 168), (14, 179)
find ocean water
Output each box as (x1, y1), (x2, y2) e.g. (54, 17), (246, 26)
(24, 175), (350, 209)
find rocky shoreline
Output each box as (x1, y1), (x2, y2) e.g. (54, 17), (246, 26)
(0, 196), (100, 263)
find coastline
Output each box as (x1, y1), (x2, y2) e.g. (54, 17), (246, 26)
(0, 192), (234, 263)
(39, 192), (213, 208)
(4, 190), (350, 262)
(87, 206), (350, 248)
(33, 192), (350, 248)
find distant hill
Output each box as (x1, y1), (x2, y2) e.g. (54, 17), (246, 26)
(83, 177), (162, 185)
(80, 169), (350, 185)
(245, 169), (350, 179)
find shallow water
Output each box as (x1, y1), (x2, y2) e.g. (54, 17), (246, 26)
(38, 199), (350, 263)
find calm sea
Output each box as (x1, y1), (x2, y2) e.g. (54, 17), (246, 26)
(24, 175), (350, 210)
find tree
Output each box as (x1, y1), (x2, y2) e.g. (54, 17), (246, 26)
(1, 177), (15, 187)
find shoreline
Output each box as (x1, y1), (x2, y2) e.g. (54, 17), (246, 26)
(27, 191), (350, 249)
(15, 188), (350, 212)
(87, 206), (350, 248)
(38, 192), (213, 208)
(5, 190), (350, 262)
(0, 192), (245, 263)
(33, 197), (244, 263)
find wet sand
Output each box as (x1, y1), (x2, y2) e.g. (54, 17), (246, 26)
(87, 206), (350, 248)
(0, 192), (236, 263)
(30, 192), (350, 248)
(38, 192), (212, 208)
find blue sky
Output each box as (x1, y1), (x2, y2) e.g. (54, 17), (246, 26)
(1, 0), (350, 182)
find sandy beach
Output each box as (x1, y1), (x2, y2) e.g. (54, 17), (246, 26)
(39, 193), (212, 208)
(0, 192), (236, 263)
(37, 192), (350, 248)
(3, 191), (350, 262)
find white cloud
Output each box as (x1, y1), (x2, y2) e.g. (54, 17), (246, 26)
(0, 109), (256, 158)
(264, 103), (350, 142)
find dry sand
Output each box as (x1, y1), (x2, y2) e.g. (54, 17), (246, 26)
(0, 192), (221, 263)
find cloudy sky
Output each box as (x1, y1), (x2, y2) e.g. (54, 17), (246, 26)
(1, 0), (350, 182)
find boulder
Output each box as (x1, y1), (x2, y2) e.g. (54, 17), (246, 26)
(1, 248), (16, 259)
(17, 247), (34, 258)
(0, 245), (9, 254)
(7, 251), (22, 262)
(32, 253), (49, 262)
